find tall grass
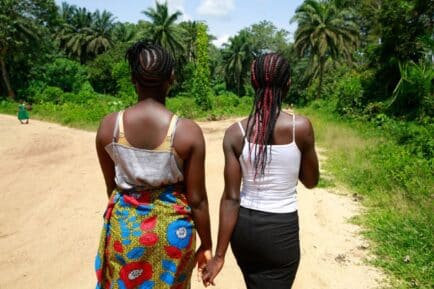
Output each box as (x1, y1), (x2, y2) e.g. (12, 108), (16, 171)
(299, 101), (433, 289)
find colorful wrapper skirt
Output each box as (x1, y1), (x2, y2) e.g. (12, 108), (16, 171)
(95, 185), (196, 289)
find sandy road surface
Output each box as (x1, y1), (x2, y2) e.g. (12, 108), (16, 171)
(0, 114), (383, 289)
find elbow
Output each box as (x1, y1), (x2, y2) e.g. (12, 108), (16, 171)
(301, 171), (320, 189)
(189, 196), (209, 211)
(303, 181), (318, 189)
(222, 191), (240, 205)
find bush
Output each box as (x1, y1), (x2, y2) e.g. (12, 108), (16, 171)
(87, 43), (129, 95)
(167, 96), (199, 119)
(20, 80), (47, 101)
(334, 72), (364, 116)
(33, 86), (64, 104)
(213, 92), (240, 107)
(112, 61), (135, 96)
(389, 61), (434, 120)
(43, 58), (88, 92)
(212, 82), (226, 96)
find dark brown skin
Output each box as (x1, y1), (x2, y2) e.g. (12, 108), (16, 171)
(202, 106), (319, 286)
(96, 78), (212, 278)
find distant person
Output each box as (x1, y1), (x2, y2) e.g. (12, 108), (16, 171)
(95, 41), (212, 289)
(203, 53), (319, 289)
(18, 100), (29, 124)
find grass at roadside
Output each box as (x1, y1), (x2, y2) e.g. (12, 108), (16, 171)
(298, 102), (433, 289)
(0, 94), (252, 131)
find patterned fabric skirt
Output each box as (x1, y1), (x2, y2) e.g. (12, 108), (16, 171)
(95, 185), (196, 289)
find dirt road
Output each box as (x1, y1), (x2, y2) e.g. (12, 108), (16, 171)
(0, 114), (383, 289)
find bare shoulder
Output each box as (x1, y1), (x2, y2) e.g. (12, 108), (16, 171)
(225, 122), (242, 137)
(176, 118), (204, 142)
(223, 121), (244, 155)
(96, 112), (118, 146)
(294, 114), (315, 151)
(295, 114), (314, 134)
(173, 118), (205, 159)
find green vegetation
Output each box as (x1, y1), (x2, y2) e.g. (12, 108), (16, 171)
(1, 0), (432, 288)
(292, 0), (359, 98)
(300, 101), (433, 288)
(192, 23), (212, 110)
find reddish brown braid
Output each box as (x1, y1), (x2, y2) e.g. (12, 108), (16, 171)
(245, 53), (291, 178)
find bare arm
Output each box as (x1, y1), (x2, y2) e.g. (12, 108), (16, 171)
(175, 120), (212, 281)
(203, 124), (242, 285)
(297, 117), (319, 188)
(96, 114), (117, 198)
(182, 122), (212, 251)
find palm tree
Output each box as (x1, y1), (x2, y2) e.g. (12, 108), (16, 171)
(292, 0), (359, 97)
(222, 30), (253, 96)
(58, 7), (115, 64)
(58, 7), (92, 63)
(112, 22), (138, 44)
(59, 2), (77, 24)
(87, 10), (115, 56)
(142, 1), (185, 59)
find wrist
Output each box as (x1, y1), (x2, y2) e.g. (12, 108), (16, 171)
(199, 243), (212, 251)
(214, 252), (225, 261)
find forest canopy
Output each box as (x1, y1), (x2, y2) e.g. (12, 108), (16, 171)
(0, 0), (432, 121)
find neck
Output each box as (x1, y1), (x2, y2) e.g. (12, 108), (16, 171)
(136, 85), (167, 105)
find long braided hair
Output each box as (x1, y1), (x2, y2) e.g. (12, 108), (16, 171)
(245, 53), (291, 178)
(125, 40), (175, 88)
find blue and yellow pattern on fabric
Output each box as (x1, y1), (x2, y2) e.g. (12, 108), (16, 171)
(95, 185), (196, 289)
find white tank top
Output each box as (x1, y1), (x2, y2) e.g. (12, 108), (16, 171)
(238, 114), (301, 213)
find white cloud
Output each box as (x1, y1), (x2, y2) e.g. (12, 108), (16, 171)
(212, 34), (231, 47)
(197, 0), (235, 17)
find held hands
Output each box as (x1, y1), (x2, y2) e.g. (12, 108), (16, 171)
(201, 255), (224, 287)
(195, 246), (212, 286)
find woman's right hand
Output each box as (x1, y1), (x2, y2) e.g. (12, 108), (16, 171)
(202, 256), (225, 287)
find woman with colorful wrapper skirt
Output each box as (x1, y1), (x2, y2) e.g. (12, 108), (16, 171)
(95, 41), (212, 289)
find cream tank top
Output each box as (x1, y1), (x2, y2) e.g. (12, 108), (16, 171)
(238, 114), (301, 213)
(104, 111), (184, 190)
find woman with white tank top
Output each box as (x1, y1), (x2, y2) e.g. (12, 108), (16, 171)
(203, 53), (319, 289)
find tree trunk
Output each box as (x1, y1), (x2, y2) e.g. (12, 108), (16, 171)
(317, 60), (324, 99)
(237, 73), (241, 96)
(0, 57), (15, 99)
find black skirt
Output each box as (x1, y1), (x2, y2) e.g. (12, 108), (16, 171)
(230, 206), (300, 289)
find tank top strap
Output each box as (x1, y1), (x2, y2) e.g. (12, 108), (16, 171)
(237, 121), (245, 137)
(118, 110), (125, 137)
(292, 113), (296, 141)
(168, 115), (179, 147)
(112, 110), (124, 142)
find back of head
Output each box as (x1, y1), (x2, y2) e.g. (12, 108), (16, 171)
(250, 53), (290, 91)
(125, 40), (175, 88)
(247, 53), (291, 178)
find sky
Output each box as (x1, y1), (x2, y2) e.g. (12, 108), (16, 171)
(54, 0), (304, 47)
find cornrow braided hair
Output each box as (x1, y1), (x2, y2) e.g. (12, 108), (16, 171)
(125, 40), (175, 88)
(245, 53), (291, 178)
